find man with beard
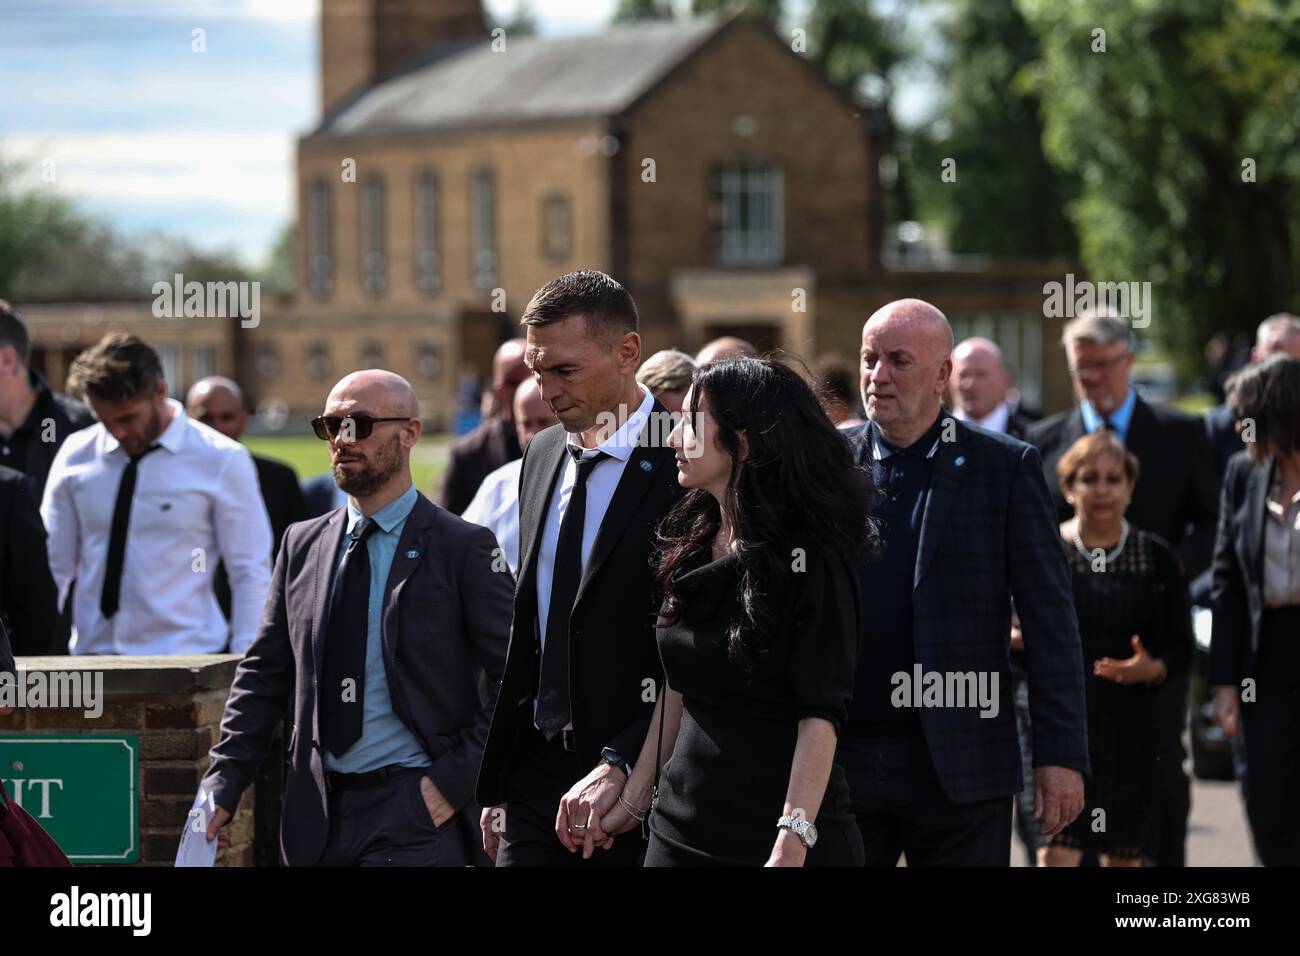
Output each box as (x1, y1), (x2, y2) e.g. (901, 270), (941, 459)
(40, 333), (272, 654)
(202, 370), (512, 866)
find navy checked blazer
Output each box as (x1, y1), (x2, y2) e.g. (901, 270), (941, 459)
(844, 415), (1090, 803)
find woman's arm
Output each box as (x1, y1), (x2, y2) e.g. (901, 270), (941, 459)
(767, 716), (839, 867)
(599, 684), (684, 835)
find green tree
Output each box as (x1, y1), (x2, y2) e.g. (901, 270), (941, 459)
(925, 0), (1078, 258)
(0, 159), (88, 293)
(1017, 0), (1300, 375)
(495, 0), (539, 35)
(256, 223), (296, 294)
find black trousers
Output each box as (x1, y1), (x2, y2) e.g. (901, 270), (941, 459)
(1242, 607), (1300, 866)
(839, 733), (1011, 866)
(315, 766), (467, 867)
(496, 724), (645, 867)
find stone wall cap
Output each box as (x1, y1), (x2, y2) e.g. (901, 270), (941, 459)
(11, 655), (242, 695)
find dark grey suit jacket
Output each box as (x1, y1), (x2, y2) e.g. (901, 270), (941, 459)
(202, 491), (513, 866)
(844, 417), (1090, 802)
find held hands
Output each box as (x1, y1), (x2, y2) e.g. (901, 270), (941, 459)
(480, 803), (506, 862)
(555, 762), (627, 859)
(1211, 687), (1242, 738)
(1094, 635), (1166, 685)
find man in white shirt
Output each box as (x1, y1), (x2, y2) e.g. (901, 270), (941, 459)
(460, 376), (556, 575)
(40, 333), (272, 655)
(950, 337), (1033, 440)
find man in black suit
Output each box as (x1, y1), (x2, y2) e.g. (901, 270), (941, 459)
(203, 370), (512, 866)
(475, 271), (681, 866)
(1027, 312), (1219, 868)
(1205, 314), (1300, 476)
(840, 298), (1088, 866)
(0, 301), (95, 502)
(0, 464), (57, 657)
(438, 339), (531, 515)
(186, 377), (308, 618)
(951, 337), (1036, 440)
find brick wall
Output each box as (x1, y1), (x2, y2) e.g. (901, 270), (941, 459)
(1, 655), (252, 867)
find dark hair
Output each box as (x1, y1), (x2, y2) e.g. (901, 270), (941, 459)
(66, 333), (164, 403)
(812, 353), (859, 412)
(1227, 354), (1300, 462)
(655, 356), (879, 669)
(520, 270), (638, 346)
(0, 300), (30, 364)
(1057, 430), (1140, 497)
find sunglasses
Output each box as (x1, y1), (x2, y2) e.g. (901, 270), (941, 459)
(311, 414), (411, 441)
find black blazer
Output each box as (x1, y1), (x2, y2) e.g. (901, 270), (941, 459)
(475, 408), (683, 806)
(438, 416), (521, 516)
(1027, 396), (1220, 580)
(844, 418), (1090, 803)
(216, 455), (307, 621)
(1205, 403), (1244, 476)
(1209, 453), (1283, 687)
(202, 492), (513, 866)
(0, 465), (58, 656)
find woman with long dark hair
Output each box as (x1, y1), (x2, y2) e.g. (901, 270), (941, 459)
(598, 356), (876, 865)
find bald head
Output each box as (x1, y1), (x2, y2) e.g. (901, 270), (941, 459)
(952, 336), (1011, 421)
(326, 369), (420, 419)
(860, 298), (954, 446)
(186, 375), (248, 441)
(696, 336), (758, 365)
(512, 375), (556, 449)
(492, 338), (531, 422)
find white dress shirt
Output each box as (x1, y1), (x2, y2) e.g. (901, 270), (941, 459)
(535, 385), (655, 651)
(953, 401), (1011, 434)
(461, 458), (523, 576)
(40, 398), (273, 655)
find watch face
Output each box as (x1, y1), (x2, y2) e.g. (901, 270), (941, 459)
(805, 823), (818, 847)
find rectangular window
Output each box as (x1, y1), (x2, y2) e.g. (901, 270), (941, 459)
(308, 177), (332, 298)
(361, 173), (386, 296)
(712, 163), (784, 267)
(471, 166), (497, 289)
(415, 169), (441, 293)
(157, 344), (181, 398)
(541, 192), (572, 263)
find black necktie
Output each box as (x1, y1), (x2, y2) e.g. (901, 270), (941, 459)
(536, 448), (608, 739)
(1102, 418), (1117, 431)
(321, 517), (379, 756)
(100, 443), (163, 619)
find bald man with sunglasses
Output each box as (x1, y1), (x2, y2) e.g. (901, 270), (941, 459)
(202, 370), (513, 866)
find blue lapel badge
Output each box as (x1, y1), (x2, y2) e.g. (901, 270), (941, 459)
(639, 459), (652, 472)
(405, 549), (420, 559)
(954, 456), (966, 467)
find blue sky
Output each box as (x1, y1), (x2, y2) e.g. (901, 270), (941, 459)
(1, 0), (925, 269)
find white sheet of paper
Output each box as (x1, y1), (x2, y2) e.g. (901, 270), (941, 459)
(175, 786), (219, 867)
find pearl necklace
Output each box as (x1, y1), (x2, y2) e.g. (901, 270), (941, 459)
(1072, 519), (1130, 567)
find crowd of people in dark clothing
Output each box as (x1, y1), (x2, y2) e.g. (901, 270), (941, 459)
(1, 285), (1298, 868)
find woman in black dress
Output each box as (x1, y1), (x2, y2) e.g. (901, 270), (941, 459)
(598, 357), (876, 866)
(1042, 430), (1191, 866)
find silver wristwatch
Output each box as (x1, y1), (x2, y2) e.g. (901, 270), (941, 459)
(776, 815), (818, 848)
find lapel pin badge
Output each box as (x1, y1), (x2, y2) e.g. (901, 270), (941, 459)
(639, 459), (652, 472)
(954, 456), (966, 467)
(405, 549), (420, 559)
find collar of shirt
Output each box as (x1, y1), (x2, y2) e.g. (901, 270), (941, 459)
(1081, 387), (1137, 440)
(102, 397), (188, 457)
(954, 401), (1010, 434)
(871, 410), (948, 461)
(564, 385), (655, 463)
(347, 482), (419, 536)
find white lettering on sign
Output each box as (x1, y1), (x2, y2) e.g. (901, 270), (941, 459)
(1, 778), (65, 818)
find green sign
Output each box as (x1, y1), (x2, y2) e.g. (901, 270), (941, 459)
(0, 734), (139, 863)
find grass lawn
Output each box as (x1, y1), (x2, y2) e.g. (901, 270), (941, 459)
(244, 434), (452, 497)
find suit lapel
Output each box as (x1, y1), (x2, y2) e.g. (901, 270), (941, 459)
(380, 494), (438, 663)
(1123, 395), (1155, 458)
(1244, 458), (1273, 584)
(309, 508), (348, 676)
(914, 419), (968, 591)
(517, 429), (569, 588)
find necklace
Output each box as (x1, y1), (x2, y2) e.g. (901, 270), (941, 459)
(1072, 519), (1129, 567)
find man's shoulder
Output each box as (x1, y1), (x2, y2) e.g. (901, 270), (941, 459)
(1025, 408), (1075, 444)
(53, 420), (104, 462)
(449, 418), (503, 458)
(185, 417), (252, 461)
(1137, 395), (1201, 431)
(252, 453), (300, 486)
(47, 391), (94, 432)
